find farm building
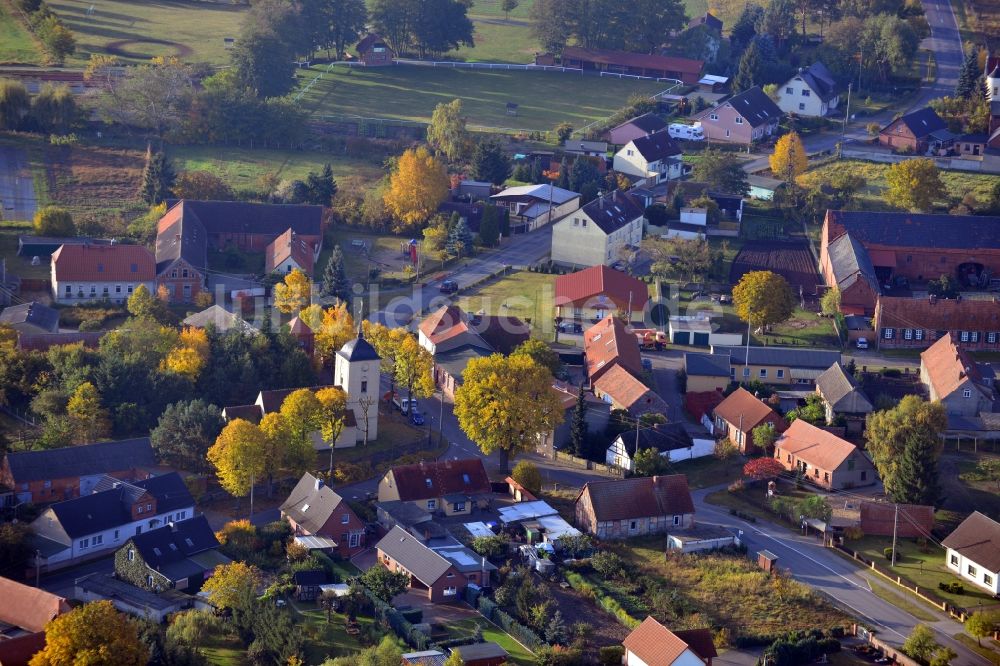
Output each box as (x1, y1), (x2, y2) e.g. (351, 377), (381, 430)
(919, 334), (997, 416)
(875, 296), (1000, 352)
(0, 302), (59, 335)
(356, 33), (393, 66)
(667, 524), (738, 553)
(50, 244), (156, 305)
(607, 113), (668, 146)
(551, 47), (704, 84)
(684, 353), (732, 393)
(575, 475), (695, 539)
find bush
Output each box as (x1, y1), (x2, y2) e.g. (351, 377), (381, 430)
(599, 646), (624, 666)
(883, 547), (894, 561)
(33, 206), (75, 237)
(399, 608), (423, 624)
(937, 582), (964, 594)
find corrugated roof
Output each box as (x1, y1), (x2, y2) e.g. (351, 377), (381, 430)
(4, 438), (155, 483)
(375, 526), (453, 587)
(774, 420), (860, 471)
(554, 264), (649, 310)
(942, 511), (1000, 573)
(491, 184), (580, 205)
(578, 474), (694, 522)
(51, 243), (156, 282)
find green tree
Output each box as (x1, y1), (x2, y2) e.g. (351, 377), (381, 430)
(427, 98), (471, 161)
(895, 430), (941, 506)
(955, 50), (982, 99)
(964, 611), (997, 647)
(692, 148), (750, 195)
(31, 84), (78, 133)
(554, 122), (574, 143)
(126, 284), (169, 323)
(798, 494), (831, 521)
(138, 147), (175, 205)
(165, 609), (222, 655)
(530, 0), (574, 52)
(444, 649), (466, 666)
(359, 565), (409, 602)
(305, 163), (338, 206)
(150, 400), (225, 473)
(929, 647), (957, 666)
(172, 171), (234, 201)
(902, 625), (939, 664)
(470, 534), (507, 559)
(732, 38), (765, 92)
(633, 448), (670, 477)
(975, 457), (1000, 491)
(732, 270), (796, 329)
(512, 460), (542, 494)
(312, 0), (367, 60)
(885, 159), (947, 212)
(569, 383), (589, 457)
(501, 0), (519, 20)
(446, 218), (474, 258)
(472, 138), (512, 185)
(36, 16), (76, 63)
(820, 287), (841, 316)
(33, 206), (75, 237)
(511, 338), (560, 375)
(231, 0), (301, 98)
(202, 561), (262, 611)
(321, 244), (351, 303)
(865, 396), (947, 504)
(0, 522), (31, 578)
(0, 79), (30, 131)
(479, 205), (501, 247)
(751, 422), (778, 452)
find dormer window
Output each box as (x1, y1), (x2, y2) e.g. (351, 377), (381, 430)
(462, 473), (471, 484)
(169, 543), (177, 551)
(153, 547), (162, 556)
(302, 503), (310, 511)
(127, 549), (135, 561)
(963, 389), (972, 398)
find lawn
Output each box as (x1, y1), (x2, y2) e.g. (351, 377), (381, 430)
(454, 16), (539, 64)
(0, 0), (41, 64)
(167, 145), (387, 194)
(799, 160), (1000, 211)
(667, 454), (742, 490)
(297, 64), (665, 132)
(48, 0), (245, 66)
(202, 635), (246, 666)
(951, 452), (1000, 519)
(449, 617), (536, 666)
(844, 535), (1000, 612)
(295, 604), (381, 663)
(455, 269), (557, 335)
(325, 227), (414, 283)
(754, 309), (840, 348)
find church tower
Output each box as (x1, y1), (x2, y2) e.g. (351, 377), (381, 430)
(335, 326), (381, 443)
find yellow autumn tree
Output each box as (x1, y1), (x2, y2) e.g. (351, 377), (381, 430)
(278, 389), (324, 453)
(383, 146), (449, 232)
(885, 158), (947, 212)
(362, 322), (409, 396)
(769, 131), (808, 184)
(314, 302), (355, 364)
(273, 268), (312, 314)
(30, 601), (148, 666)
(732, 270), (797, 329)
(201, 561), (262, 611)
(163, 326), (210, 380)
(67, 381), (111, 444)
(206, 419), (266, 499)
(394, 335), (435, 404)
(316, 386), (348, 475)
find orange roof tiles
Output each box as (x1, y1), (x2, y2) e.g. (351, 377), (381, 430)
(878, 296), (1000, 333)
(920, 333), (984, 399)
(584, 315), (643, 382)
(0, 576), (70, 633)
(774, 419), (859, 471)
(51, 243), (156, 282)
(265, 229), (315, 275)
(623, 617), (704, 666)
(713, 387), (779, 431)
(593, 364), (667, 414)
(554, 265), (649, 311)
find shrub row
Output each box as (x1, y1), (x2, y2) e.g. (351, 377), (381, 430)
(476, 594), (543, 650)
(729, 507), (759, 523)
(938, 581), (964, 595)
(763, 630), (842, 666)
(563, 571), (641, 629)
(361, 586), (431, 650)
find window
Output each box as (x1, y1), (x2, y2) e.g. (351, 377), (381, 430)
(861, 471), (867, 481)
(776, 369), (785, 379)
(102, 286), (109, 294)
(883, 328), (894, 339)
(175, 511), (185, 520)
(950, 553), (959, 565)
(626, 149), (633, 156)
(427, 499), (436, 510)
(341, 513), (350, 524)
(730, 368), (735, 378)
(799, 103), (806, 111)
(43, 480), (52, 488)
(171, 270), (177, 278)
(725, 129), (731, 138)
(915, 329), (924, 341)
(961, 331), (970, 342)
(673, 515), (680, 526)
(963, 389), (972, 398)
(629, 520), (638, 530)
(137, 505), (144, 514)
(709, 113), (719, 121)
(968, 564), (978, 576)
(349, 533), (360, 548)
(824, 473), (829, 482)
(735, 116), (743, 125)
(802, 89), (811, 97)
(971, 331), (980, 342)
(361, 380), (368, 393)
(115, 285), (121, 293)
(146, 575), (154, 587)
(848, 459), (856, 471)
(79, 538), (89, 549)
(183, 285), (191, 298)
(114, 530), (119, 540)
(904, 329), (913, 340)
(90, 285), (96, 294)
(128, 549), (135, 561)
(985, 573), (994, 586)
(814, 468), (819, 477)
(182, 269), (188, 278)
(989, 332), (998, 344)
(447, 572), (455, 578)
(146, 503), (152, 511)
(444, 586), (457, 596)
(127, 285), (133, 293)
(785, 87), (793, 94)
(454, 502), (466, 512)
(92, 535), (103, 546)
(65, 285), (71, 294)
(759, 368), (767, 378)
(742, 367), (750, 377)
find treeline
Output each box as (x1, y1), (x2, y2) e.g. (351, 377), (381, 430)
(14, 0), (75, 63)
(0, 80), (78, 133)
(369, 0), (474, 58)
(530, 0), (687, 54)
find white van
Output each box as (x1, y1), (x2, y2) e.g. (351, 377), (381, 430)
(668, 123), (705, 141)
(393, 395), (418, 414)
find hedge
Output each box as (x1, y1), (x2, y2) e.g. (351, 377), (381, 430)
(361, 586), (431, 650)
(475, 595), (543, 650)
(563, 571), (641, 629)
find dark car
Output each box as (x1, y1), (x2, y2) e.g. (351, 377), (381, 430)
(410, 410), (425, 425)
(440, 279), (459, 294)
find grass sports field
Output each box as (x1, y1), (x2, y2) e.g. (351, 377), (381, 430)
(297, 64), (666, 132)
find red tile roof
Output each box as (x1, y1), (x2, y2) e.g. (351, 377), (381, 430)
(51, 243), (155, 282)
(878, 296), (1000, 334)
(774, 419), (859, 471)
(920, 333), (985, 400)
(554, 265), (649, 311)
(623, 617), (706, 666)
(713, 387), (779, 431)
(265, 229), (316, 275)
(0, 576), (70, 633)
(384, 458), (491, 502)
(419, 305), (475, 346)
(593, 364), (667, 414)
(584, 315), (643, 382)
(578, 474), (694, 522)
(562, 46), (704, 75)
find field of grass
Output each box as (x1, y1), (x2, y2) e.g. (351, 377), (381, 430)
(951, 452), (1000, 518)
(799, 160), (1000, 211)
(455, 269), (557, 331)
(861, 573), (939, 622)
(202, 635), (246, 666)
(449, 617), (536, 666)
(0, 0), (42, 64)
(49, 0), (245, 66)
(668, 455), (742, 490)
(756, 309), (840, 348)
(297, 65), (664, 132)
(295, 604), (381, 663)
(325, 227), (413, 283)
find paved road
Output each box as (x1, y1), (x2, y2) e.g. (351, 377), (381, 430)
(0, 145), (37, 222)
(692, 486), (990, 666)
(423, 226), (553, 293)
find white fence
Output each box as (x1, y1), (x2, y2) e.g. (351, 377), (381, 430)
(394, 58), (583, 74)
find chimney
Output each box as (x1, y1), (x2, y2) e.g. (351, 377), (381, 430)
(314, 477), (324, 491)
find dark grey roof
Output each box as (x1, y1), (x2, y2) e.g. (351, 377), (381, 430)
(725, 86), (783, 127)
(564, 140), (608, 153)
(826, 210), (1000, 250)
(338, 329), (380, 362)
(374, 526), (453, 586)
(685, 352), (731, 377)
(165, 200), (322, 237)
(630, 131), (682, 162)
(892, 107), (947, 138)
(454, 643), (509, 661)
(155, 210), (207, 274)
(580, 191), (645, 234)
(127, 515), (221, 582)
(377, 500), (432, 527)
(795, 62), (838, 102)
(42, 472), (193, 539)
(843, 315), (872, 331)
(0, 302), (59, 333)
(815, 363), (873, 414)
(293, 569), (327, 586)
(279, 473), (348, 534)
(613, 113), (668, 134)
(74, 573), (190, 612)
(714, 346), (841, 369)
(618, 422), (693, 454)
(941, 512), (1000, 573)
(434, 344), (492, 382)
(4, 438), (155, 483)
(826, 233), (880, 294)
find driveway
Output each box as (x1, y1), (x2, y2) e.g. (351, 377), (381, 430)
(0, 145), (37, 222)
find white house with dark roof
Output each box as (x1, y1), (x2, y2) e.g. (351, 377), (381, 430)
(776, 62), (840, 117)
(613, 132), (683, 185)
(551, 190), (645, 267)
(942, 511), (1000, 594)
(490, 184), (581, 231)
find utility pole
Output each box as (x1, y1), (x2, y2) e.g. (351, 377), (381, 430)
(840, 82), (852, 159)
(891, 503), (899, 567)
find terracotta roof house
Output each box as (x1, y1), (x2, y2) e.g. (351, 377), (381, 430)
(551, 190), (645, 267)
(114, 515), (229, 593)
(692, 86), (783, 145)
(773, 420), (877, 490)
(876, 296), (1000, 351)
(606, 422), (695, 472)
(356, 33), (393, 66)
(280, 473), (367, 558)
(264, 228), (317, 276)
(613, 131), (684, 185)
(1, 437), (156, 505)
(920, 333), (997, 416)
(942, 511), (1000, 595)
(607, 113), (669, 146)
(623, 617), (717, 666)
(776, 62), (840, 117)
(182, 304), (257, 334)
(0, 301), (59, 335)
(556, 46), (704, 84)
(50, 243), (156, 305)
(878, 107), (949, 154)
(712, 387), (786, 454)
(593, 364), (668, 416)
(859, 501), (934, 538)
(554, 265), (649, 324)
(374, 526), (468, 603)
(575, 474), (695, 539)
(0, 577), (71, 666)
(584, 315), (643, 384)
(490, 184), (581, 232)
(30, 472), (195, 571)
(814, 362), (873, 423)
(377, 459), (492, 517)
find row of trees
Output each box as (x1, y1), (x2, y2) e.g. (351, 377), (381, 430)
(0, 80), (78, 133)
(15, 0), (75, 63)
(530, 0), (687, 54)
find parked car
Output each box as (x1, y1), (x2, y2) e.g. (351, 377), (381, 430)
(410, 410), (425, 426)
(440, 279), (458, 294)
(393, 396), (418, 414)
(855, 337), (869, 350)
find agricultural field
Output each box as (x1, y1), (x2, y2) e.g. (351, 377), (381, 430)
(729, 241), (822, 292)
(798, 160), (1000, 210)
(296, 65), (665, 132)
(42, 143), (145, 217)
(48, 0), (245, 66)
(0, 0), (42, 64)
